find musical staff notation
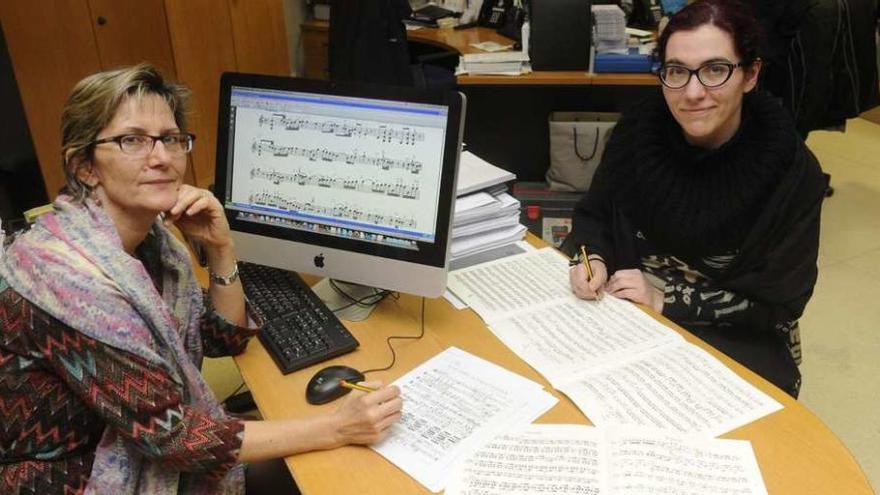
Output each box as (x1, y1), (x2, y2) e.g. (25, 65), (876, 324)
(258, 113), (425, 145)
(249, 166), (420, 200)
(252, 139), (423, 174)
(248, 190), (418, 229)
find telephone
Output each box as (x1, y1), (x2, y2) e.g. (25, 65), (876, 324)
(478, 0), (513, 29)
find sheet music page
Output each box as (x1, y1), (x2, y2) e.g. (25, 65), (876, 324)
(487, 296), (682, 386)
(447, 248), (572, 321)
(446, 424), (606, 495)
(371, 347), (558, 492)
(446, 425), (767, 495)
(607, 429), (768, 495)
(557, 342), (783, 437)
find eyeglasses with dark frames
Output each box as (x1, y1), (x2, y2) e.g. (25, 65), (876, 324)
(90, 133), (196, 156)
(657, 61), (746, 89)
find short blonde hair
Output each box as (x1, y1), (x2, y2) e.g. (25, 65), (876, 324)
(60, 63), (191, 201)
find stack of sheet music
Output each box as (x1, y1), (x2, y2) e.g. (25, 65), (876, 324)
(456, 51), (532, 76)
(446, 248), (783, 438)
(371, 249), (777, 493)
(451, 151), (525, 264)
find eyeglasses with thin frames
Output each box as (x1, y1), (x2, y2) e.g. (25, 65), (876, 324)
(657, 61), (746, 89)
(90, 133), (196, 156)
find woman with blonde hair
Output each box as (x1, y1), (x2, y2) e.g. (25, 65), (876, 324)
(0, 64), (402, 494)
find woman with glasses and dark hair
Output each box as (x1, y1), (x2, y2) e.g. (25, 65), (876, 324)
(565, 0), (828, 398)
(0, 64), (402, 494)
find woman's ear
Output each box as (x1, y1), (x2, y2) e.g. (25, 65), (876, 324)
(70, 153), (99, 188)
(743, 58), (763, 93)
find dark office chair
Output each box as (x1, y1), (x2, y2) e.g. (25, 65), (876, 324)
(328, 0), (457, 90)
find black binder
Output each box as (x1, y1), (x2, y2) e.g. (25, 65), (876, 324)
(529, 0), (592, 71)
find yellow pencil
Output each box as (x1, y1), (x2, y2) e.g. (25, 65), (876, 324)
(580, 245), (593, 282)
(339, 380), (377, 393)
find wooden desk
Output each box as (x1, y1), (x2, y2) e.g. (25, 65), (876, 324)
(233, 236), (873, 495)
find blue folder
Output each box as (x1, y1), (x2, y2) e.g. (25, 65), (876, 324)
(594, 48), (659, 73)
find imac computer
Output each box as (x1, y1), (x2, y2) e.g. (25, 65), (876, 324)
(214, 73), (465, 299)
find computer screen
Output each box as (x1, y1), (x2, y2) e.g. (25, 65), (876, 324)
(214, 73), (465, 297)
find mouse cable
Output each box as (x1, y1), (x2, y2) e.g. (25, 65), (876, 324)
(360, 296), (426, 374)
(327, 278), (398, 313)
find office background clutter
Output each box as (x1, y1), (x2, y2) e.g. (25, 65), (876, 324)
(1, 0), (879, 490)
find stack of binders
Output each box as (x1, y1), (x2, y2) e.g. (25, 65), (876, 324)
(591, 4), (657, 73)
(456, 52), (531, 76)
(449, 151), (525, 265)
(594, 47), (656, 73)
(592, 4), (628, 55)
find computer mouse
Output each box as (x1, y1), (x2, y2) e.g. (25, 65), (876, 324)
(305, 365), (366, 405)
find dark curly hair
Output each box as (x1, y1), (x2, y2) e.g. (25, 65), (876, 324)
(656, 0), (764, 65)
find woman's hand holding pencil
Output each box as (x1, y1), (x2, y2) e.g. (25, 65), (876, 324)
(330, 381), (402, 446)
(569, 245), (608, 301)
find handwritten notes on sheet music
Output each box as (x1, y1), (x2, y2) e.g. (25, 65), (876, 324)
(371, 347), (558, 492)
(447, 248), (783, 436)
(446, 425), (768, 495)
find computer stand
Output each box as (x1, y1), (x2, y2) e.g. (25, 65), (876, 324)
(311, 278), (385, 322)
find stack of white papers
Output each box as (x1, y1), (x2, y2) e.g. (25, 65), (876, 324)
(593, 5), (628, 54)
(451, 191), (526, 260)
(371, 347), (558, 492)
(457, 51), (532, 76)
(456, 151), (515, 197)
(447, 424), (769, 495)
(450, 151), (526, 263)
(447, 248), (783, 437)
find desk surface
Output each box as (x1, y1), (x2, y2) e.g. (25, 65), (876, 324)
(233, 236), (873, 495)
(302, 20), (659, 87)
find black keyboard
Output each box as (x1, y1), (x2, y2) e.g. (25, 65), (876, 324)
(238, 262), (359, 374)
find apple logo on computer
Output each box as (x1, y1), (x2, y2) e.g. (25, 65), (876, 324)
(313, 253), (325, 268)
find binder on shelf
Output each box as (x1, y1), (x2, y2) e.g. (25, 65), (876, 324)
(594, 48), (658, 73)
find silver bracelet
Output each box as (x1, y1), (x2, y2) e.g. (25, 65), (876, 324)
(209, 262), (239, 286)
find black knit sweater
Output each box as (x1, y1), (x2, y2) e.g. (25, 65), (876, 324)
(597, 91), (797, 258)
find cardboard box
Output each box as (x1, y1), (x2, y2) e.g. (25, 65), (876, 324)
(512, 181), (583, 248)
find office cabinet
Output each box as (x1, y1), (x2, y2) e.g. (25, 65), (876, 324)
(301, 22), (330, 80)
(1, 0), (290, 198)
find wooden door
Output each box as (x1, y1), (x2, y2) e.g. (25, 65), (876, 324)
(164, 0), (238, 189)
(87, 0), (177, 79)
(228, 0), (290, 76)
(3, 0), (292, 196)
(165, 0), (291, 189)
(0, 0), (102, 199)
(1, 0), (180, 199)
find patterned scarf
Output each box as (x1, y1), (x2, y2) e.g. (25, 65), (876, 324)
(0, 195), (244, 494)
